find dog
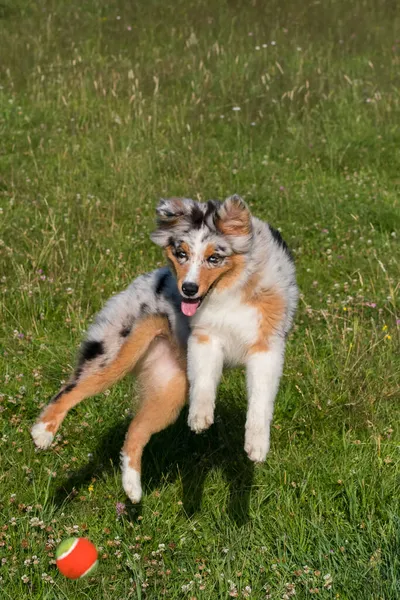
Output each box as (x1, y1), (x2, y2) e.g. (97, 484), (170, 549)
(31, 195), (298, 503)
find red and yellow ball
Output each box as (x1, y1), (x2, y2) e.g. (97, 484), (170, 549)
(56, 537), (98, 579)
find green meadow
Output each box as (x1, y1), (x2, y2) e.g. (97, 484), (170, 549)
(0, 0), (399, 598)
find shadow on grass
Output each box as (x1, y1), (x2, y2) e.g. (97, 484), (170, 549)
(53, 402), (254, 526)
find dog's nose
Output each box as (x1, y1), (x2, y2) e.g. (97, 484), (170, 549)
(182, 282), (199, 297)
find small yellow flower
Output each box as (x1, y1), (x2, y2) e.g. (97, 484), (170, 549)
(343, 307), (347, 311)
(385, 334), (391, 340)
(382, 324), (388, 331)
(88, 484), (94, 493)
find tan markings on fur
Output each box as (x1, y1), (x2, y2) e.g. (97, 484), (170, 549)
(216, 204), (252, 237)
(196, 262), (228, 297)
(196, 249), (246, 297)
(194, 332), (210, 344)
(167, 242), (235, 299)
(165, 245), (189, 288)
(204, 243), (216, 258)
(243, 274), (285, 354)
(123, 358), (187, 473)
(214, 254), (246, 292)
(179, 241), (191, 255)
(167, 242), (245, 299)
(36, 316), (172, 434)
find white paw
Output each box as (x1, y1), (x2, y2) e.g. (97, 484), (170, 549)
(31, 422), (54, 449)
(121, 454), (142, 503)
(245, 427), (270, 463)
(188, 404), (214, 433)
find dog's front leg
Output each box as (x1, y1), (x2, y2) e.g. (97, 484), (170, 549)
(187, 333), (224, 433)
(245, 342), (285, 462)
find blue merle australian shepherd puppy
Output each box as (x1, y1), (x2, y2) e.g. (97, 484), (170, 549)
(32, 195), (298, 503)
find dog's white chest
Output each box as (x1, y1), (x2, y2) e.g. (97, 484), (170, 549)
(192, 293), (259, 365)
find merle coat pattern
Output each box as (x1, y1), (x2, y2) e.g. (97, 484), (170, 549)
(32, 195), (298, 503)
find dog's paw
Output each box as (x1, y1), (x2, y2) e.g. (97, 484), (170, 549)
(122, 468), (142, 504)
(31, 422), (54, 449)
(188, 405), (214, 433)
(245, 427), (270, 463)
(121, 454), (142, 504)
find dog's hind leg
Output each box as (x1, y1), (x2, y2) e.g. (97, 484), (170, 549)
(31, 316), (170, 450)
(121, 339), (187, 503)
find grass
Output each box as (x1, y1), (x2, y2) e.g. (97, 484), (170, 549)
(0, 0), (399, 598)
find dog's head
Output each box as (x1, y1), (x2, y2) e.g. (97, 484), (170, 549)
(151, 195), (253, 316)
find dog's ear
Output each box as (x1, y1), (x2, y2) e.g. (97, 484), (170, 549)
(155, 197), (192, 223)
(215, 195), (253, 252)
(150, 198), (194, 247)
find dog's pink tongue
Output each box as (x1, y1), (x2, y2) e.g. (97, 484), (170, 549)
(181, 300), (200, 317)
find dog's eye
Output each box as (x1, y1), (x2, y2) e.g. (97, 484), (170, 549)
(176, 249), (188, 261)
(207, 254), (221, 265)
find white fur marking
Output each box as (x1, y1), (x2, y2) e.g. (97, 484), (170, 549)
(141, 339), (179, 385)
(187, 334), (224, 433)
(192, 291), (260, 366)
(245, 429), (271, 463)
(188, 403), (215, 433)
(121, 453), (142, 503)
(245, 344), (284, 462)
(31, 422), (54, 449)
(185, 230), (208, 287)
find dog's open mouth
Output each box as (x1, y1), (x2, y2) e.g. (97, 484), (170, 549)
(180, 281), (218, 317)
(180, 297), (202, 317)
